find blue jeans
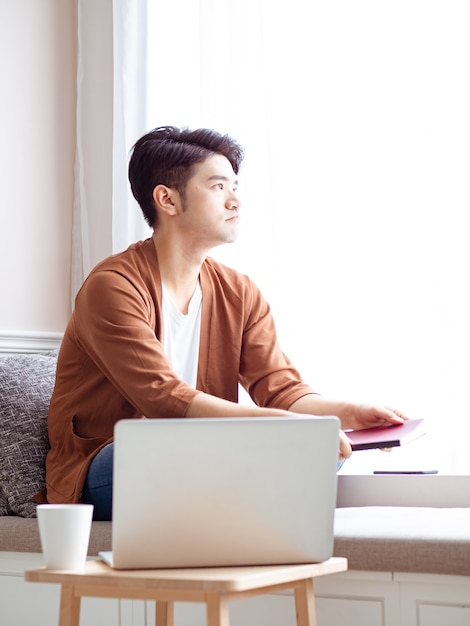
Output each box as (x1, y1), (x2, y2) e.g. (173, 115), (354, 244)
(81, 443), (114, 521)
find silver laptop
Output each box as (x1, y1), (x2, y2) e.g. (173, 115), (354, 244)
(100, 416), (340, 569)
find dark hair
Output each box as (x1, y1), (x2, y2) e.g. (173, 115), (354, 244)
(128, 126), (245, 228)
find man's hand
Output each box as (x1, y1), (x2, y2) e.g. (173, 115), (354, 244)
(338, 403), (409, 432)
(288, 395), (410, 463)
(288, 395), (410, 433)
(339, 430), (353, 463)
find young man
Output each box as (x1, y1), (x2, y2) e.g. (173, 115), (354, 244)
(44, 126), (407, 520)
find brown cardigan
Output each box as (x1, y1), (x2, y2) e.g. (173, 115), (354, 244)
(45, 238), (314, 503)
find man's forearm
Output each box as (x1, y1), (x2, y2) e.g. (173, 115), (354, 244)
(186, 392), (291, 419)
(288, 394), (353, 428)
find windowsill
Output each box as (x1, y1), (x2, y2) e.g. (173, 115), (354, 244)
(339, 427), (470, 476)
(337, 473), (470, 508)
(337, 432), (470, 507)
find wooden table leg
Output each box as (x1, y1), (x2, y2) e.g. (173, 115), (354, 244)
(294, 578), (317, 626)
(205, 592), (230, 626)
(59, 584), (81, 626)
(156, 600), (175, 626)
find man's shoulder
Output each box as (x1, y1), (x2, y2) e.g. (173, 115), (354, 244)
(80, 239), (156, 287)
(203, 256), (252, 286)
(202, 257), (265, 307)
(93, 238), (154, 272)
(78, 238), (158, 298)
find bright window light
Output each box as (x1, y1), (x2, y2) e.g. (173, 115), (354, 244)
(146, 0), (470, 474)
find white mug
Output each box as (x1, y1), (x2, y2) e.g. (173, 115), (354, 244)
(37, 504), (93, 571)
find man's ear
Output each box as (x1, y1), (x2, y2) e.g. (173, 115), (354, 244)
(152, 185), (180, 216)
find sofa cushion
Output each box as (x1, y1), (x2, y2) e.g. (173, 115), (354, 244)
(2, 507), (470, 575)
(0, 351), (58, 517)
(0, 517), (112, 555)
(334, 506), (470, 575)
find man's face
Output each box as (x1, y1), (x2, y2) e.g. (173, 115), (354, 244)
(179, 154), (241, 249)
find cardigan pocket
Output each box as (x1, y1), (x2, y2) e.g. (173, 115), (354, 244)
(71, 417), (110, 460)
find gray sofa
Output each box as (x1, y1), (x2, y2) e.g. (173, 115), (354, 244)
(0, 350), (58, 518)
(1, 350), (470, 577)
(0, 350), (110, 556)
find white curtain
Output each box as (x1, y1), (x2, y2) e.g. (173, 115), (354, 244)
(71, 0), (150, 303)
(111, 0), (150, 254)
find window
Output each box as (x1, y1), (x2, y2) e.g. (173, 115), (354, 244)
(146, 0), (470, 474)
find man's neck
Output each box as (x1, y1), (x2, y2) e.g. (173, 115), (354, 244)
(152, 231), (205, 314)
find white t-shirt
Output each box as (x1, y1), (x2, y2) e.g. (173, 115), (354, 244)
(161, 281), (202, 388)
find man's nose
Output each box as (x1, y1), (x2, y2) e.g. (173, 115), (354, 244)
(227, 191), (240, 210)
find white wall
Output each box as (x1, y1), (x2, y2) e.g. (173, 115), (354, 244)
(0, 0), (76, 334)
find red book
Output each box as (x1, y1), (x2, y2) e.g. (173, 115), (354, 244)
(346, 419), (426, 451)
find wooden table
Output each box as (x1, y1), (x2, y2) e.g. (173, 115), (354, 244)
(25, 557), (347, 626)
